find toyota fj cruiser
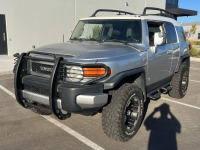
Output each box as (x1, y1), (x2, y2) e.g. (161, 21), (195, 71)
(13, 7), (190, 142)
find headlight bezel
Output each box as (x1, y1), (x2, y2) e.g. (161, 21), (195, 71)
(63, 65), (111, 83)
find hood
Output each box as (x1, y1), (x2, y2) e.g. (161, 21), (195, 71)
(30, 41), (140, 60)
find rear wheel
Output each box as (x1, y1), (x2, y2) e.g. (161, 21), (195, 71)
(102, 83), (144, 142)
(169, 64), (189, 99)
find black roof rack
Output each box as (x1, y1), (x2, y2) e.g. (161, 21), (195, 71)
(142, 7), (175, 19)
(91, 9), (135, 17)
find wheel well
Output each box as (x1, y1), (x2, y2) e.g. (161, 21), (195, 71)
(105, 72), (146, 102)
(182, 57), (190, 68)
(176, 56), (190, 73)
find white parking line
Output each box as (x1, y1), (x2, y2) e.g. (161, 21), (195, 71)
(0, 85), (105, 150)
(190, 80), (200, 83)
(0, 85), (15, 98)
(42, 116), (105, 150)
(161, 97), (200, 110)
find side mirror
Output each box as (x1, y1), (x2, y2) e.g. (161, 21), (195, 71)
(153, 32), (166, 53)
(154, 32), (166, 46)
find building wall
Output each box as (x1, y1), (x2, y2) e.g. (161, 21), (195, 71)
(0, 0), (166, 56)
(182, 25), (200, 40)
(76, 0), (166, 23)
(0, 0), (75, 56)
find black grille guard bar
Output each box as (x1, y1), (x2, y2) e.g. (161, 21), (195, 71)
(14, 53), (71, 120)
(25, 51), (56, 63)
(14, 52), (109, 120)
(49, 57), (71, 120)
(14, 53), (27, 108)
(27, 51), (57, 60)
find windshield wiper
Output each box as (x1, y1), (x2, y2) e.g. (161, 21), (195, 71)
(71, 37), (101, 42)
(88, 38), (103, 43)
(71, 37), (86, 42)
(104, 39), (131, 46)
(88, 38), (98, 41)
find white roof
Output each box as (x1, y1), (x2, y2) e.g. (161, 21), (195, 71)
(80, 15), (141, 20)
(141, 16), (181, 26)
(80, 15), (181, 27)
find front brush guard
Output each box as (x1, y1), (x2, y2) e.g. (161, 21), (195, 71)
(14, 52), (71, 120)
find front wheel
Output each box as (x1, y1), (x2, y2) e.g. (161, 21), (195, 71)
(102, 83), (144, 142)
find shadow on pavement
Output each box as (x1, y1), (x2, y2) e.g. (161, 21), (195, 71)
(144, 102), (181, 150)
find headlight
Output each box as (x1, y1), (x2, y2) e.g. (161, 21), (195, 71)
(67, 66), (83, 82)
(64, 65), (111, 83)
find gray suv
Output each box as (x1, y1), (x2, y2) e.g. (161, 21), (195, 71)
(14, 8), (190, 142)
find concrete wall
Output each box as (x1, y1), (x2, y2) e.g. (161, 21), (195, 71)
(0, 0), (75, 56)
(183, 25), (200, 40)
(0, 0), (166, 56)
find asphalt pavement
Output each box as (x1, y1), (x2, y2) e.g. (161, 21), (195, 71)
(0, 61), (200, 150)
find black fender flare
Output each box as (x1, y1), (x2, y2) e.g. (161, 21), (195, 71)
(104, 67), (146, 101)
(175, 54), (190, 72)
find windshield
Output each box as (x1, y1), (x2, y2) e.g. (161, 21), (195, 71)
(70, 20), (142, 43)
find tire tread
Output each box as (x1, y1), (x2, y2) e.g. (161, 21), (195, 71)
(169, 63), (189, 99)
(102, 83), (143, 142)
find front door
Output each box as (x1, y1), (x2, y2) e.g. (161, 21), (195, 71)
(146, 21), (173, 88)
(0, 15), (8, 55)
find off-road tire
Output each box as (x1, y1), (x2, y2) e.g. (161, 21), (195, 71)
(169, 63), (189, 99)
(102, 83), (144, 142)
(30, 104), (52, 115)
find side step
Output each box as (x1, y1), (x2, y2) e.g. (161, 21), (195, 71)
(149, 91), (161, 99)
(162, 85), (173, 94)
(147, 82), (172, 100)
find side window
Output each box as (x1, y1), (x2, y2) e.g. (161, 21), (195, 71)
(147, 22), (163, 46)
(165, 22), (178, 44)
(179, 27), (187, 43)
(176, 26), (187, 43)
(198, 33), (200, 40)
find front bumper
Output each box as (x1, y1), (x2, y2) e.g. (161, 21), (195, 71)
(14, 52), (108, 119)
(22, 75), (107, 113)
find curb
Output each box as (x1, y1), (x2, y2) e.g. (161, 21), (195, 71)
(190, 57), (200, 62)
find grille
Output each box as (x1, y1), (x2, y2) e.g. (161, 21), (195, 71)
(24, 85), (61, 98)
(24, 85), (49, 96)
(31, 62), (54, 75)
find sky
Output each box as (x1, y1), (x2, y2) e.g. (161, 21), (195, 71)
(177, 0), (200, 23)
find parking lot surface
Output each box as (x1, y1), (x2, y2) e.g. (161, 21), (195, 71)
(0, 61), (200, 150)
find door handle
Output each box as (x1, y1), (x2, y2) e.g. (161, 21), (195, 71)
(3, 33), (6, 41)
(167, 49), (173, 54)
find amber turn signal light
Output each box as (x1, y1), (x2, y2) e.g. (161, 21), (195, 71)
(83, 67), (111, 77)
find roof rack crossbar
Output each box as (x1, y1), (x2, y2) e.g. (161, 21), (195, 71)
(91, 9), (135, 17)
(143, 7), (174, 19)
